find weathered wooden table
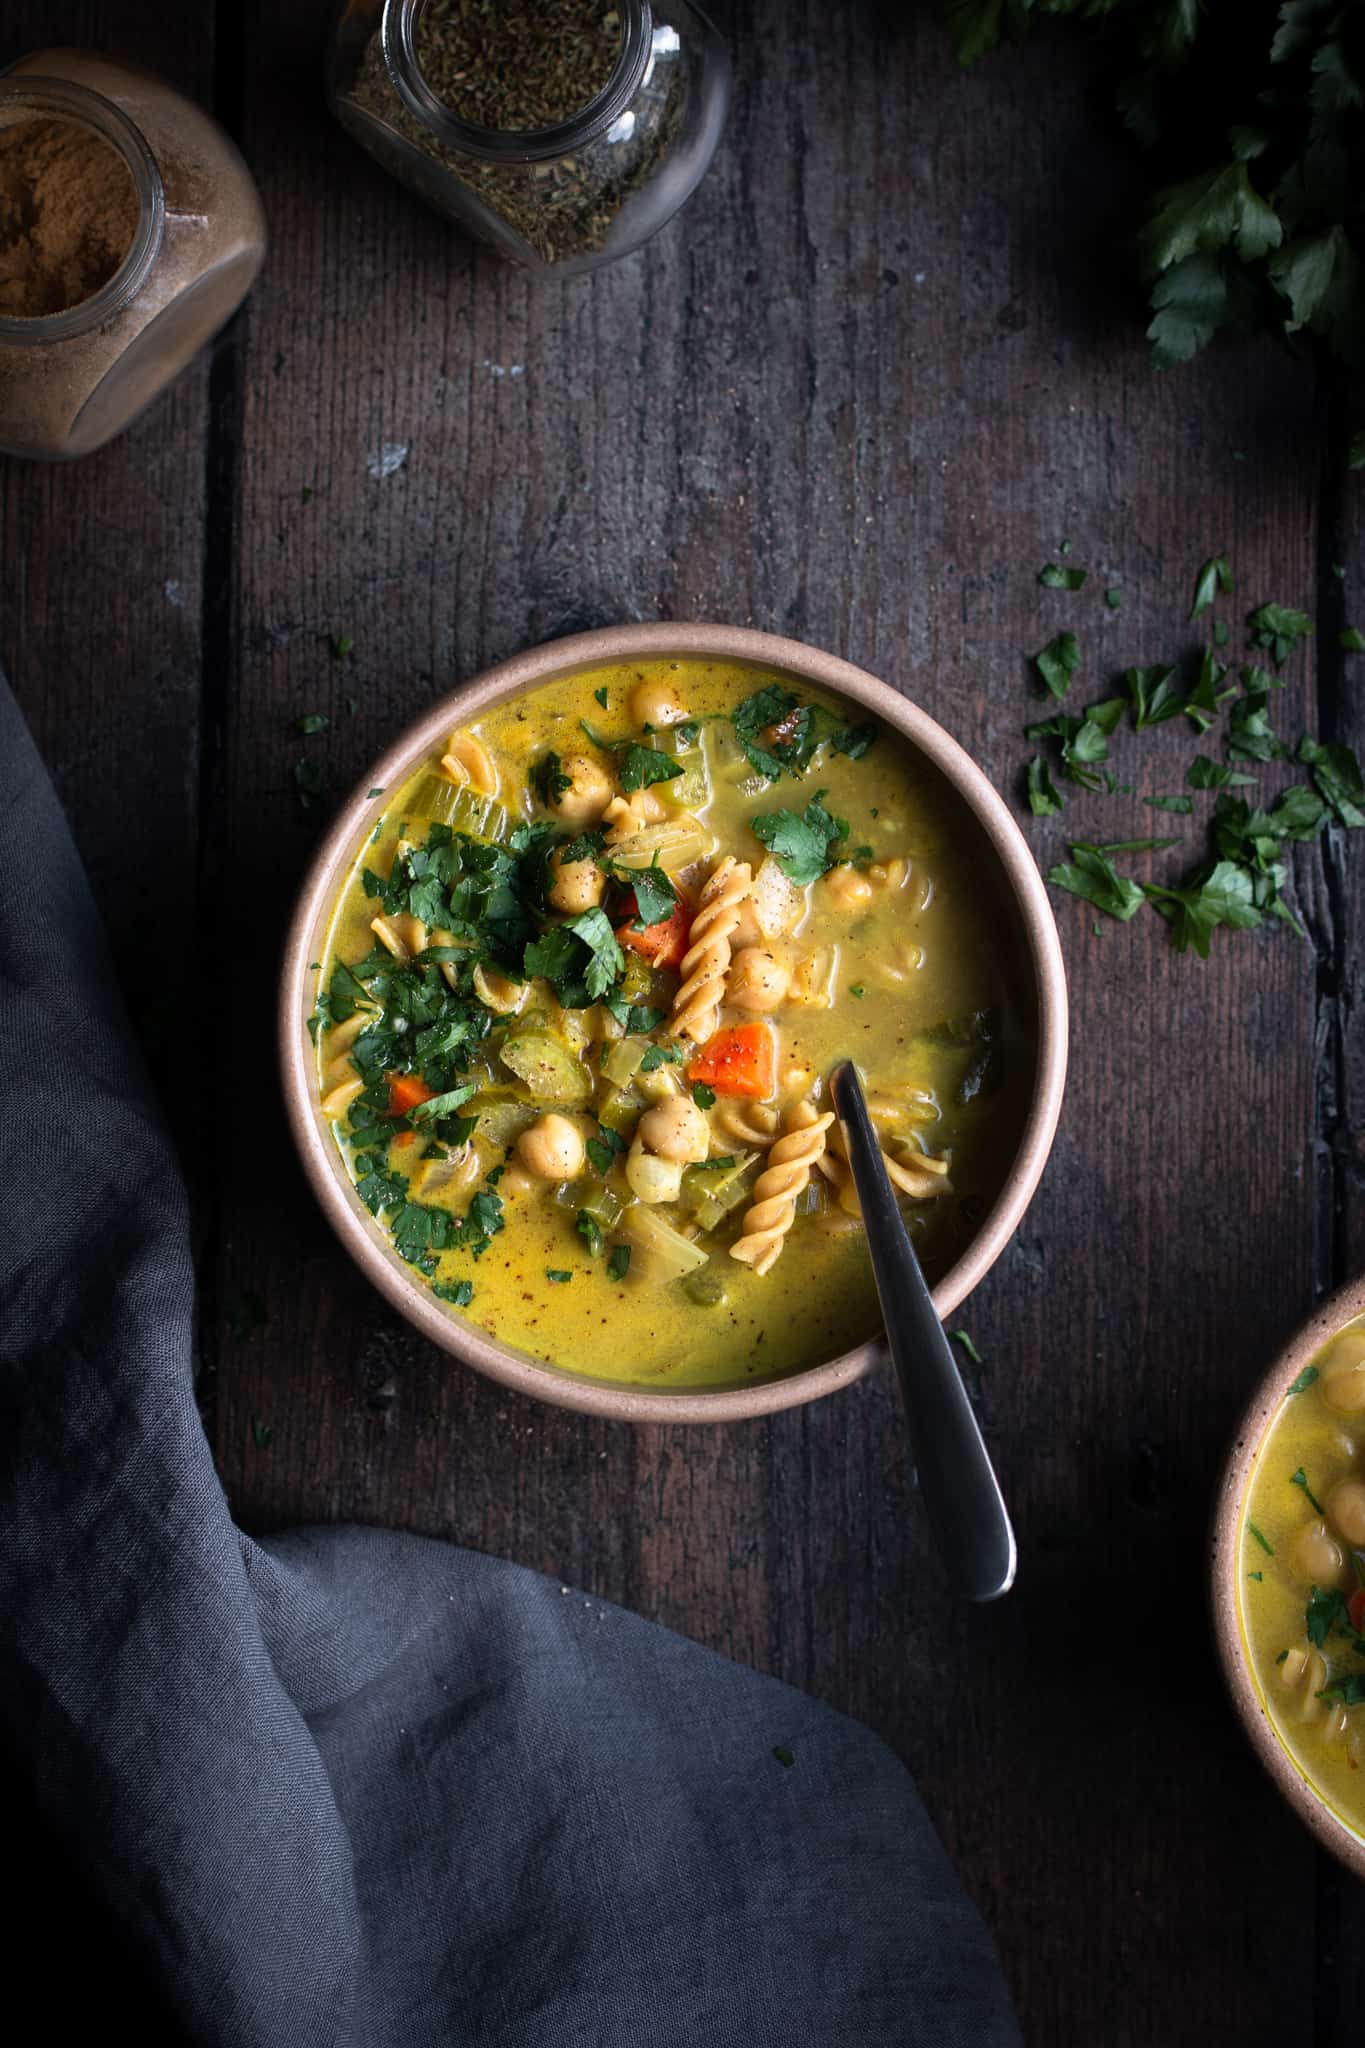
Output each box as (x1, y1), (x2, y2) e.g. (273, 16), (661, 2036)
(7, 4), (1364, 2040)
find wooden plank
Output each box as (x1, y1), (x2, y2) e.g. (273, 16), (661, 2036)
(214, 3), (1335, 2042)
(0, 5), (215, 1134)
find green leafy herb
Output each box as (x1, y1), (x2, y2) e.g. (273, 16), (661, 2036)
(607, 1244), (631, 1282)
(546, 1269), (572, 1284)
(586, 1126), (628, 1175)
(1047, 843), (1145, 923)
(330, 632), (354, 659)
(1189, 555), (1233, 619)
(1341, 628), (1365, 653)
(1034, 631), (1081, 699)
(1290, 1466), (1326, 1515)
(1226, 679), (1282, 763)
(772, 1744), (795, 1768)
(1288, 1364), (1320, 1396)
(831, 723), (877, 760)
(1038, 563), (1086, 590)
(524, 908), (624, 1005)
(1104, 587), (1121, 610)
(1187, 756), (1257, 790)
(1306, 1585), (1349, 1650)
(1246, 1521), (1274, 1556)
(626, 861), (679, 927)
(639, 1043), (683, 1073)
(576, 1210), (605, 1258)
(408, 1083), (477, 1126)
(1144, 794), (1194, 814)
(594, 686), (609, 707)
(1026, 755), (1065, 816)
(1298, 735), (1365, 828)
(531, 751), (573, 807)
(1248, 603), (1314, 668)
(619, 744), (684, 795)
(692, 1082), (717, 1110)
(296, 711), (330, 735)
(1318, 1675), (1365, 1707)
(950, 1329), (983, 1365)
(1184, 648), (1236, 734)
(849, 982), (866, 998)
(434, 1278), (474, 1307)
(1124, 663), (1183, 729)
(751, 795), (850, 886)
(1025, 700), (1124, 792)
(1144, 860), (1261, 956)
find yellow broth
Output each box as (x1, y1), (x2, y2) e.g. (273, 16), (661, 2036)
(1239, 1317), (1365, 1838)
(313, 657), (1034, 1389)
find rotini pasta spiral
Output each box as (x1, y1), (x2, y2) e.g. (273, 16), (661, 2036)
(602, 788), (669, 841)
(730, 1102), (834, 1276)
(671, 855), (752, 1043)
(816, 1123), (952, 1214)
(440, 728), (499, 797)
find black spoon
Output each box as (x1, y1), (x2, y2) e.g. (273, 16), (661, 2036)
(830, 1060), (1017, 1602)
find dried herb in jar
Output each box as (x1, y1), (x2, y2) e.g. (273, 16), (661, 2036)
(415, 0), (623, 132)
(346, 0), (687, 267)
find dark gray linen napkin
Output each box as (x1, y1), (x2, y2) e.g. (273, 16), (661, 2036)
(0, 677), (1020, 2048)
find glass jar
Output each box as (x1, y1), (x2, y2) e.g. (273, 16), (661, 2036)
(327, 0), (729, 277)
(0, 50), (267, 461)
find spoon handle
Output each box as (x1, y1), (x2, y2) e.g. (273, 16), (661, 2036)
(830, 1061), (1017, 1603)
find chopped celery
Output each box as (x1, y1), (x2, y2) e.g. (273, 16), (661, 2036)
(598, 1085), (644, 1131)
(554, 1179), (623, 1230)
(608, 817), (713, 871)
(410, 773), (512, 843)
(465, 1095), (535, 1148)
(621, 1203), (709, 1277)
(659, 726), (710, 810)
(680, 1152), (758, 1231)
(499, 1030), (593, 1105)
(681, 1268), (728, 1308)
(602, 1035), (649, 1088)
(618, 951), (655, 1004)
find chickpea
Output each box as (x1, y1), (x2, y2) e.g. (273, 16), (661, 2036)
(823, 865), (873, 911)
(1291, 1517), (1345, 1588)
(547, 845), (606, 913)
(727, 946), (792, 1013)
(1320, 1329), (1365, 1413)
(637, 1095), (711, 1164)
(515, 1113), (585, 1182)
(1327, 1477), (1365, 1547)
(551, 752), (614, 827)
(629, 674), (689, 729)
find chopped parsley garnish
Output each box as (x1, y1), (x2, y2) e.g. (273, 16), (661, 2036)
(523, 908), (624, 1005)
(751, 794), (849, 885)
(1123, 664), (1183, 730)
(1034, 631), (1080, 700)
(950, 1330), (983, 1365)
(1290, 1466), (1325, 1515)
(1104, 587), (1121, 610)
(434, 1279), (474, 1307)
(1247, 1570), (1262, 1582)
(1246, 1521), (1274, 1556)
(1038, 563), (1086, 590)
(576, 1210), (605, 1258)
(1184, 649), (1236, 734)
(772, 1745), (795, 1767)
(1298, 735), (1365, 828)
(1186, 756), (1256, 790)
(546, 1269), (572, 1284)
(831, 722), (877, 760)
(691, 1082), (716, 1109)
(1342, 628), (1365, 653)
(1047, 843), (1145, 923)
(1287, 1364), (1320, 1396)
(625, 861), (678, 927)
(586, 1126), (628, 1175)
(1144, 794), (1193, 814)
(849, 982), (866, 998)
(296, 711), (330, 735)
(639, 1044), (683, 1072)
(1189, 555), (1233, 620)
(1318, 1675), (1365, 1707)
(531, 751), (573, 806)
(1026, 700), (1124, 791)
(1026, 755), (1065, 816)
(1248, 602), (1314, 668)
(607, 1244), (631, 1281)
(594, 685), (609, 707)
(619, 743), (684, 794)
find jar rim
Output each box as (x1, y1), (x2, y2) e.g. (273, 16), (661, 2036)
(0, 75), (165, 343)
(381, 0), (654, 164)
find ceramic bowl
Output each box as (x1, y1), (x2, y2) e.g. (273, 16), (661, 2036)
(280, 623), (1068, 1421)
(1211, 1276), (1365, 1878)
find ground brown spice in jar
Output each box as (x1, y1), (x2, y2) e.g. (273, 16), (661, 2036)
(0, 117), (139, 318)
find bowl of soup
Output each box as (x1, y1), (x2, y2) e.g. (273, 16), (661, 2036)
(280, 624), (1067, 1419)
(1212, 1281), (1365, 1876)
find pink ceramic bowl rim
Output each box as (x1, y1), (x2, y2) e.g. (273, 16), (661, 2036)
(279, 622), (1069, 1422)
(1210, 1273), (1365, 1879)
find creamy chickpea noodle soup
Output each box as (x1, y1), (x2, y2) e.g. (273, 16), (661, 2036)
(312, 659), (1033, 1390)
(1240, 1318), (1365, 1836)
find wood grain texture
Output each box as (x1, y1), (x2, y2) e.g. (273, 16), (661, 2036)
(3, 1), (1362, 2041)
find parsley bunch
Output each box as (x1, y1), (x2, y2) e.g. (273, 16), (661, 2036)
(946, 1), (1365, 440)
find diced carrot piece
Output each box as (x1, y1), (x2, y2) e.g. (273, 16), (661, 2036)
(615, 896), (690, 973)
(686, 1023), (776, 1100)
(388, 1073), (436, 1118)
